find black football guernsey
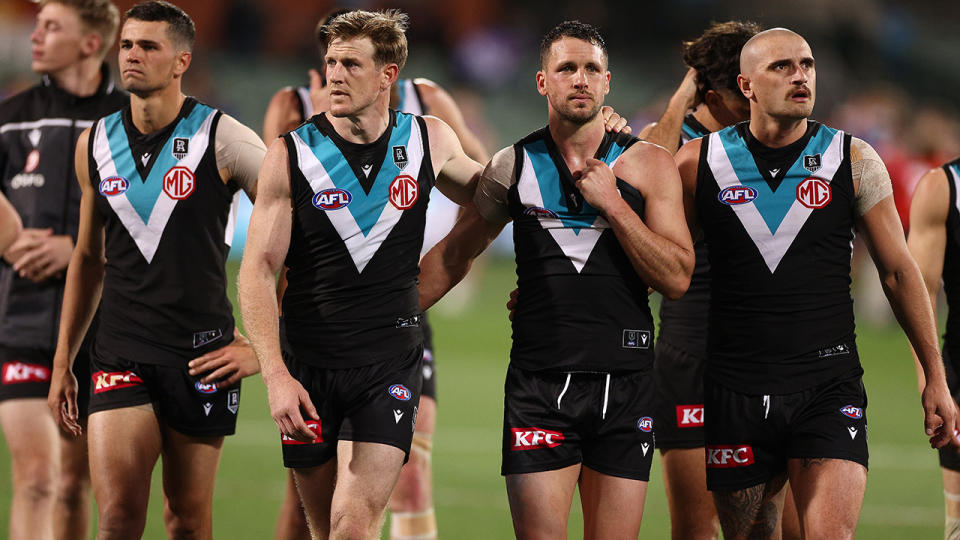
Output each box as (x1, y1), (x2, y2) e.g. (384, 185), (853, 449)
(940, 158), (960, 366)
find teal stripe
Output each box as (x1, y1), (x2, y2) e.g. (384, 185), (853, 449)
(525, 139), (600, 234)
(681, 123), (704, 141)
(394, 79), (408, 111)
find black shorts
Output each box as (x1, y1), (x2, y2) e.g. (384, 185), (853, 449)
(501, 365), (657, 481)
(87, 352), (240, 437)
(940, 347), (960, 470)
(0, 346), (91, 418)
(653, 338), (705, 449)
(704, 374), (868, 491)
(281, 344), (424, 469)
(421, 314), (437, 401)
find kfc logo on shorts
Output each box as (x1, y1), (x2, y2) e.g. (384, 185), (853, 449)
(706, 445), (755, 468)
(281, 420), (322, 445)
(840, 405), (863, 419)
(796, 177), (831, 209)
(511, 428), (564, 450)
(93, 371), (143, 393)
(637, 416), (654, 432)
(388, 384), (412, 401)
(2, 362), (51, 384)
(389, 175), (418, 210)
(195, 381), (218, 394)
(163, 166), (195, 200)
(676, 405), (704, 428)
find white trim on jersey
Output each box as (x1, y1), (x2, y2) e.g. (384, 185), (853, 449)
(706, 129), (845, 273)
(92, 110), (217, 263)
(0, 118), (95, 134)
(556, 373), (572, 409)
(399, 79), (423, 116)
(290, 119), (425, 273)
(516, 148), (608, 274)
(601, 373), (611, 420)
(224, 191), (241, 246)
(949, 165), (960, 217)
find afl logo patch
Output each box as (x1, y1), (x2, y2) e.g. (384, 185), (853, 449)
(99, 176), (129, 196)
(840, 405), (863, 419)
(637, 417), (654, 432)
(389, 175), (418, 210)
(195, 381), (218, 394)
(163, 166), (195, 200)
(523, 206), (559, 219)
(388, 384), (412, 401)
(312, 188), (352, 210)
(796, 177), (831, 209)
(718, 185), (757, 205)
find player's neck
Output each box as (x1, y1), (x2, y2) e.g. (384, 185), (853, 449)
(130, 85), (186, 135)
(329, 98), (391, 144)
(548, 114), (605, 167)
(45, 57), (102, 98)
(692, 106), (725, 133)
(747, 113), (808, 148)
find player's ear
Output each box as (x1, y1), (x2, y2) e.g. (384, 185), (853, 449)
(173, 50), (191, 78)
(536, 70), (547, 96)
(737, 74), (753, 100)
(381, 63), (399, 91)
(79, 31), (102, 59)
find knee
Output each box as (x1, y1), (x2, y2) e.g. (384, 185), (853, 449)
(97, 500), (145, 537)
(331, 507), (380, 540)
(163, 499), (208, 539)
(14, 459), (56, 505)
(56, 468), (90, 510)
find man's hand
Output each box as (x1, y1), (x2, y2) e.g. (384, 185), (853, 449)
(600, 106), (631, 134)
(7, 228), (74, 283)
(506, 288), (518, 321)
(576, 158), (622, 214)
(188, 335), (260, 388)
(264, 371), (320, 443)
(922, 378), (960, 448)
(675, 67), (699, 110)
(47, 365), (82, 437)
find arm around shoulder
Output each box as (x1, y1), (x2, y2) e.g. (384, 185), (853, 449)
(424, 115), (483, 206)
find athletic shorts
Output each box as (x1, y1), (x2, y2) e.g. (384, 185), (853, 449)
(704, 374), (868, 491)
(87, 352), (240, 437)
(653, 338), (705, 449)
(0, 346), (91, 418)
(501, 365), (657, 481)
(421, 313), (437, 401)
(280, 344), (424, 469)
(939, 348), (960, 470)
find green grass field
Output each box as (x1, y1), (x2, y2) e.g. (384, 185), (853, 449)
(0, 257), (949, 538)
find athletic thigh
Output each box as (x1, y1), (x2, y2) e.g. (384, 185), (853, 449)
(0, 398), (59, 478)
(160, 424), (225, 514)
(786, 457), (865, 539)
(579, 465), (647, 539)
(505, 464), (581, 540)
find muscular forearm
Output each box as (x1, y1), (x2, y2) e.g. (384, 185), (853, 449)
(237, 260), (287, 381)
(53, 252), (104, 370)
(418, 240), (475, 311)
(883, 264), (945, 381)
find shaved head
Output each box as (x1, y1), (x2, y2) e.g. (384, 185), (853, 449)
(740, 28), (808, 74)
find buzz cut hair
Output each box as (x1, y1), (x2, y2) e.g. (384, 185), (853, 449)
(40, 0), (121, 57)
(323, 9), (409, 71)
(682, 20), (762, 102)
(122, 1), (195, 52)
(539, 21), (608, 69)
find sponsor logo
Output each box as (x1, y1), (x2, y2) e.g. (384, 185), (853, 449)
(388, 384), (412, 401)
(848, 426), (858, 439)
(163, 166), (195, 200)
(193, 329), (223, 349)
(803, 153), (822, 173)
(395, 314), (421, 329)
(622, 329), (651, 349)
(840, 405), (863, 419)
(394, 409), (404, 424)
(10, 173), (45, 189)
(227, 388), (239, 414)
(203, 402), (213, 416)
(523, 206), (559, 219)
(24, 149), (40, 173)
(796, 177), (831, 209)
(28, 128), (41, 147)
(140, 152), (151, 166)
(510, 427), (564, 450)
(312, 188), (352, 210)
(195, 381), (219, 394)
(172, 137), (189, 160)
(718, 185), (758, 205)
(389, 175), (418, 210)
(281, 419), (322, 445)
(2, 362), (51, 384)
(641, 442), (650, 456)
(819, 343), (851, 358)
(637, 416), (654, 432)
(412, 405), (418, 433)
(93, 370), (143, 393)
(676, 405), (705, 428)
(99, 176), (129, 197)
(706, 445), (755, 468)
(392, 145), (408, 169)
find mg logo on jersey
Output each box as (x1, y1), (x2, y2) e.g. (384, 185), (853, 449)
(796, 177), (831, 209)
(163, 166), (196, 200)
(172, 137), (189, 160)
(281, 420), (322, 445)
(312, 188), (352, 210)
(195, 381), (218, 394)
(389, 175), (418, 210)
(637, 416), (654, 432)
(718, 185), (758, 205)
(840, 405), (863, 419)
(2, 362), (51, 384)
(93, 371), (143, 393)
(388, 384), (412, 401)
(511, 428), (564, 450)
(706, 445), (755, 468)
(676, 405), (705, 428)
(99, 176), (129, 197)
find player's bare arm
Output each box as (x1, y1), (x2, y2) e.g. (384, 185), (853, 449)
(237, 139), (317, 443)
(415, 78), (490, 163)
(424, 115), (483, 205)
(48, 128), (106, 436)
(576, 141), (694, 298)
(853, 139), (957, 448)
(906, 167), (951, 392)
(637, 67), (698, 154)
(0, 192), (21, 256)
(262, 88), (305, 143)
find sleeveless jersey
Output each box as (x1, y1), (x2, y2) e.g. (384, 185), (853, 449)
(696, 121), (861, 394)
(88, 98), (240, 366)
(658, 114), (712, 356)
(281, 110), (433, 368)
(941, 158), (960, 363)
(508, 128), (654, 372)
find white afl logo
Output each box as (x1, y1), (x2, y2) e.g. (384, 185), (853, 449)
(163, 166), (195, 200)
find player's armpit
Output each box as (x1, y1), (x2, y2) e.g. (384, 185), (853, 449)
(425, 116), (483, 205)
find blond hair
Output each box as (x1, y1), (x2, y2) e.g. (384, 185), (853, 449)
(324, 9), (409, 70)
(40, 0), (120, 57)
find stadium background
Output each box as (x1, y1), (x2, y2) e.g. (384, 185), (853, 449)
(1, 0), (959, 536)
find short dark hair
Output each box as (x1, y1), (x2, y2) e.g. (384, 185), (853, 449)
(123, 1), (195, 52)
(539, 21), (607, 69)
(682, 20), (762, 102)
